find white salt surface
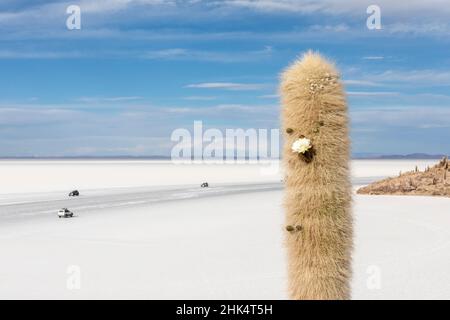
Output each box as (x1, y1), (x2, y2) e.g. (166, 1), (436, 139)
(0, 159), (448, 299)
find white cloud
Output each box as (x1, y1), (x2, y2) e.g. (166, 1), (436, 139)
(386, 22), (450, 35)
(308, 24), (350, 32)
(2, 0), (450, 41)
(351, 106), (450, 128)
(343, 79), (381, 87)
(259, 94), (279, 99)
(0, 45), (274, 61)
(344, 69), (450, 89)
(185, 82), (266, 91)
(374, 70), (450, 85)
(142, 47), (272, 62)
(0, 107), (82, 125)
(363, 56), (384, 60)
(77, 96), (143, 103)
(164, 103), (276, 115)
(0, 50), (86, 59)
(213, 0), (450, 17)
(347, 91), (399, 96)
(215, 0), (324, 13)
(79, 0), (175, 13)
(214, 104), (271, 113)
(183, 96), (217, 101)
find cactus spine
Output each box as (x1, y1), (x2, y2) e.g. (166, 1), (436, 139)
(281, 52), (352, 300)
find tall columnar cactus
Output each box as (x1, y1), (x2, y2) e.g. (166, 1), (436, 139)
(280, 52), (352, 300)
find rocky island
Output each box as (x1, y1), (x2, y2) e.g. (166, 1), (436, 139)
(357, 157), (450, 197)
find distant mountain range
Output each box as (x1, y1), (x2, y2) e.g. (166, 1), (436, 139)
(0, 153), (448, 160)
(353, 153), (448, 160)
(0, 156), (172, 160)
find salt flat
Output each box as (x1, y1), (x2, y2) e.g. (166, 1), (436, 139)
(352, 195), (450, 299)
(0, 159), (448, 299)
(0, 159), (436, 195)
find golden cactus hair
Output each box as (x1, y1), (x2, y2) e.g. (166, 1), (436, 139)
(280, 51), (352, 300)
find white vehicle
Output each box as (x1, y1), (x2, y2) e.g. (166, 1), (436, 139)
(58, 208), (74, 218)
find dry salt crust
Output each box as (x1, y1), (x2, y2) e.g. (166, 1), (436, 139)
(0, 160), (448, 299)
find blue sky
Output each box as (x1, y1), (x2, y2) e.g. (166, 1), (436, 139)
(0, 0), (449, 157)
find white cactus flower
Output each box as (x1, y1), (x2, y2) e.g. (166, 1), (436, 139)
(291, 138), (312, 154)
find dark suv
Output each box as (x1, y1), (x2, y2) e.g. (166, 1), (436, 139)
(69, 190), (80, 197)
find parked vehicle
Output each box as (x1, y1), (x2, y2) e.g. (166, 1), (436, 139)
(69, 190), (79, 197)
(201, 182), (209, 188)
(58, 208), (74, 218)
